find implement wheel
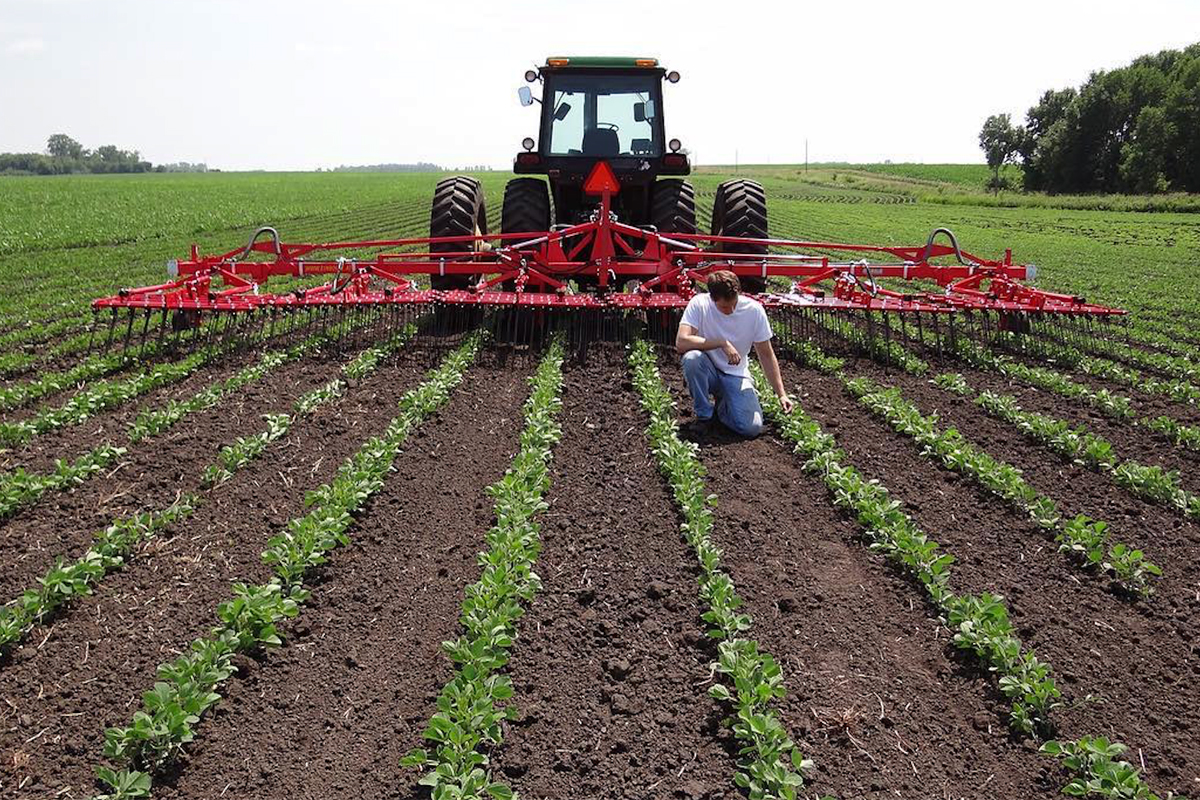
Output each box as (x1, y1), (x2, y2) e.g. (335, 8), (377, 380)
(429, 175), (487, 291)
(711, 179), (769, 294)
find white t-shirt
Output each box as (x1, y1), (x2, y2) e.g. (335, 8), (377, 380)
(680, 293), (772, 377)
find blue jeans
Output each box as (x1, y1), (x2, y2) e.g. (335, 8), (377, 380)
(681, 350), (764, 437)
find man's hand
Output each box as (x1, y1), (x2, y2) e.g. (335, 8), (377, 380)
(721, 341), (741, 366)
(778, 393), (795, 414)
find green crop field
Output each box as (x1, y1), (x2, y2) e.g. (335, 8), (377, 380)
(3, 165), (1200, 800)
(2, 166), (1196, 343)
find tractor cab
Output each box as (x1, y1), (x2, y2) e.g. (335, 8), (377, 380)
(514, 57), (689, 226)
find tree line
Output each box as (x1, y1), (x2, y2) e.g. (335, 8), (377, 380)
(0, 134), (207, 175)
(980, 43), (1200, 194)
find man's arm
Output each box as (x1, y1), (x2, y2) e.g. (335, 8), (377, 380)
(676, 323), (742, 365)
(753, 339), (794, 413)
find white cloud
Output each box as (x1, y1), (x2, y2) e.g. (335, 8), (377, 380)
(5, 37), (46, 55)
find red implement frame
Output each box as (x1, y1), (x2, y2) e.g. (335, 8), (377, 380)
(94, 168), (1125, 319)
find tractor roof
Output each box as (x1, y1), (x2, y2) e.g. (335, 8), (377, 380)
(543, 56), (661, 69)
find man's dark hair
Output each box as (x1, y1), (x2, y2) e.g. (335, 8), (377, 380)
(707, 270), (740, 301)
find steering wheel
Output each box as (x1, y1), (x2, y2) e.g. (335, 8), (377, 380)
(597, 122), (620, 132)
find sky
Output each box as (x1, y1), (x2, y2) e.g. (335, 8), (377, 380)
(1, 0), (1198, 171)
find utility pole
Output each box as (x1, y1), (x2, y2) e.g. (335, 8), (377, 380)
(805, 139), (808, 173)
(735, 149), (738, 175)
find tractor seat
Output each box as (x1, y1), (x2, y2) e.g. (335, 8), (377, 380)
(582, 128), (621, 157)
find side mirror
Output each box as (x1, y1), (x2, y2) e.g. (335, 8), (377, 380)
(634, 101), (656, 123)
(553, 101), (572, 121)
(518, 86), (533, 107)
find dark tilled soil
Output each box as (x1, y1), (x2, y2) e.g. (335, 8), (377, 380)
(779, 358), (1199, 794)
(152, 362), (532, 800)
(963, 343), (1200, 429)
(941, 363), (1200, 491)
(857, 361), (1200, 622)
(0, 351), (359, 600)
(0, 353), (437, 798)
(488, 357), (742, 800)
(658, 360), (1060, 799)
(0, 349), (263, 471)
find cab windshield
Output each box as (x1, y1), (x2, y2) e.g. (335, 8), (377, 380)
(545, 73), (661, 157)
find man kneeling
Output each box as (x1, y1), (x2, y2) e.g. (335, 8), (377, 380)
(675, 270), (794, 439)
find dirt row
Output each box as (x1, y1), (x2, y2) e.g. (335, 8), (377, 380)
(0, 347), (261, 472)
(774, 357), (1198, 794)
(0, 350), (441, 796)
(0, 348), (363, 601)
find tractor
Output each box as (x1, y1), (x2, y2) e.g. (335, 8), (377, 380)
(429, 56), (770, 292)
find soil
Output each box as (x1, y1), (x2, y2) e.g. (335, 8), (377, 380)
(0, 348), (260, 468)
(0, 349), (358, 600)
(150, 360), (532, 800)
(0, 349), (438, 797)
(487, 353), (742, 800)
(657, 359), (1061, 799)
(776, 356), (1199, 795)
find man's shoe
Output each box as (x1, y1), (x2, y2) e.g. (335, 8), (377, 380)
(680, 417), (713, 442)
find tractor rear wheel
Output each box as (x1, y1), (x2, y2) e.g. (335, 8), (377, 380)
(711, 179), (769, 294)
(429, 175), (487, 291)
(650, 179), (697, 235)
(501, 178), (552, 235)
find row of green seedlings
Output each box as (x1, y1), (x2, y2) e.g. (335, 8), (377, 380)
(0, 314), (99, 381)
(947, 335), (1136, 419)
(935, 373), (1200, 521)
(0, 347), (221, 447)
(845, 378), (1161, 597)
(750, 361), (1177, 800)
(628, 340), (813, 800)
(0, 348), (292, 520)
(750, 358), (1059, 734)
(0, 312), (393, 519)
(0, 335), (305, 520)
(994, 329), (1200, 406)
(781, 329), (1162, 596)
(91, 334), (483, 800)
(0, 347), (142, 413)
(814, 313), (930, 376)
(401, 340), (566, 800)
(0, 327), (416, 652)
(1074, 327), (1200, 384)
(953, 333), (1200, 455)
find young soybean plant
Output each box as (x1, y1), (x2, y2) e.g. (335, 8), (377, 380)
(629, 341), (813, 800)
(402, 339), (565, 800)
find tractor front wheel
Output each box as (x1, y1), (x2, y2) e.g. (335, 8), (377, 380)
(711, 179), (769, 294)
(429, 175), (487, 291)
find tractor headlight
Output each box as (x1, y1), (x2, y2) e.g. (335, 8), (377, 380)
(522, 137), (536, 152)
(666, 70), (680, 83)
(524, 69), (538, 83)
(668, 138), (682, 153)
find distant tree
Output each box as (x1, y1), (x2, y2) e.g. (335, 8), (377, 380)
(1019, 89), (1075, 189)
(1013, 42), (1200, 194)
(46, 133), (85, 160)
(1119, 106), (1175, 192)
(978, 113), (1021, 190)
